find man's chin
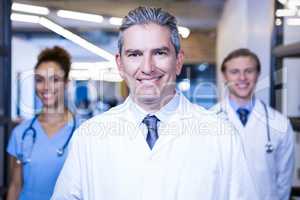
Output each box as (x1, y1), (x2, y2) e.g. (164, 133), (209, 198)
(229, 88), (252, 98)
(234, 92), (253, 100)
(136, 93), (160, 103)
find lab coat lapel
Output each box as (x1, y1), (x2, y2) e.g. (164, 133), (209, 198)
(244, 100), (262, 131)
(118, 94), (194, 154)
(151, 95), (193, 153)
(223, 98), (245, 132)
(110, 99), (152, 154)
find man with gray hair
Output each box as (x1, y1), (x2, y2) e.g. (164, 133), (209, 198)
(51, 7), (258, 200)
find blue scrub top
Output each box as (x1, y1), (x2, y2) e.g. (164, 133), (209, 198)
(7, 115), (81, 200)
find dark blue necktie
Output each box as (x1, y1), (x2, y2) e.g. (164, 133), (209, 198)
(237, 108), (250, 126)
(143, 115), (159, 150)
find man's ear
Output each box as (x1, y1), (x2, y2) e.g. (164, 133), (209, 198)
(115, 54), (125, 79)
(175, 50), (184, 75)
(221, 71), (226, 81)
(222, 72), (230, 86)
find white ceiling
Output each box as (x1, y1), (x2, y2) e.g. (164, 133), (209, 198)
(11, 0), (225, 65)
(12, 0), (225, 31)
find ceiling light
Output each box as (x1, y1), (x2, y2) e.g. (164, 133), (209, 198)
(178, 26), (191, 39)
(11, 13), (40, 23)
(275, 18), (282, 26)
(287, 0), (300, 8)
(39, 17), (114, 61)
(277, 0), (287, 5)
(11, 13), (114, 61)
(109, 17), (123, 26)
(178, 79), (190, 91)
(12, 3), (49, 15)
(276, 9), (297, 17)
(287, 18), (300, 25)
(198, 63), (208, 71)
(57, 10), (104, 23)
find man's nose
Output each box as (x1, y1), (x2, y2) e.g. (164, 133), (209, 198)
(239, 72), (246, 80)
(140, 54), (154, 74)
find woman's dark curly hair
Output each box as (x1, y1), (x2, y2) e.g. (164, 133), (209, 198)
(35, 46), (71, 80)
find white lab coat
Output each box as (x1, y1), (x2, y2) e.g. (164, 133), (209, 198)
(51, 94), (258, 200)
(212, 98), (295, 200)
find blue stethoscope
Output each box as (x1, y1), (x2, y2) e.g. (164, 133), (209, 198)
(16, 113), (76, 164)
(218, 100), (274, 154)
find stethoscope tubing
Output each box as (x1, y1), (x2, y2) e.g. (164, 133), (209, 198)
(261, 101), (273, 154)
(219, 100), (273, 154)
(18, 112), (76, 163)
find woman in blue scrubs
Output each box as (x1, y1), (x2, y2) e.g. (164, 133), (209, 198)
(6, 46), (79, 200)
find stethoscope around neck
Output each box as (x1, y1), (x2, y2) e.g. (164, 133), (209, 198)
(219, 100), (274, 154)
(16, 113), (76, 164)
(261, 101), (274, 154)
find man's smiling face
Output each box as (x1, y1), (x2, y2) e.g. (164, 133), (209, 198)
(116, 23), (184, 109)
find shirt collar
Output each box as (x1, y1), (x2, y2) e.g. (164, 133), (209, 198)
(128, 91), (180, 126)
(229, 96), (255, 113)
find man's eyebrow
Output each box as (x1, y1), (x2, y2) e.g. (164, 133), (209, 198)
(124, 47), (170, 55)
(124, 49), (142, 54)
(153, 47), (170, 52)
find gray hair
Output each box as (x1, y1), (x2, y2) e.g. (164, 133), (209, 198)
(118, 6), (181, 56)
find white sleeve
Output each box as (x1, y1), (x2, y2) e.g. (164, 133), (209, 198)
(51, 131), (83, 200)
(276, 122), (295, 200)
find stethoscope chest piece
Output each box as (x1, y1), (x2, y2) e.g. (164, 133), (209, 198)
(221, 100), (274, 155)
(18, 113), (76, 164)
(56, 148), (64, 156)
(265, 142), (274, 154)
(16, 153), (31, 165)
